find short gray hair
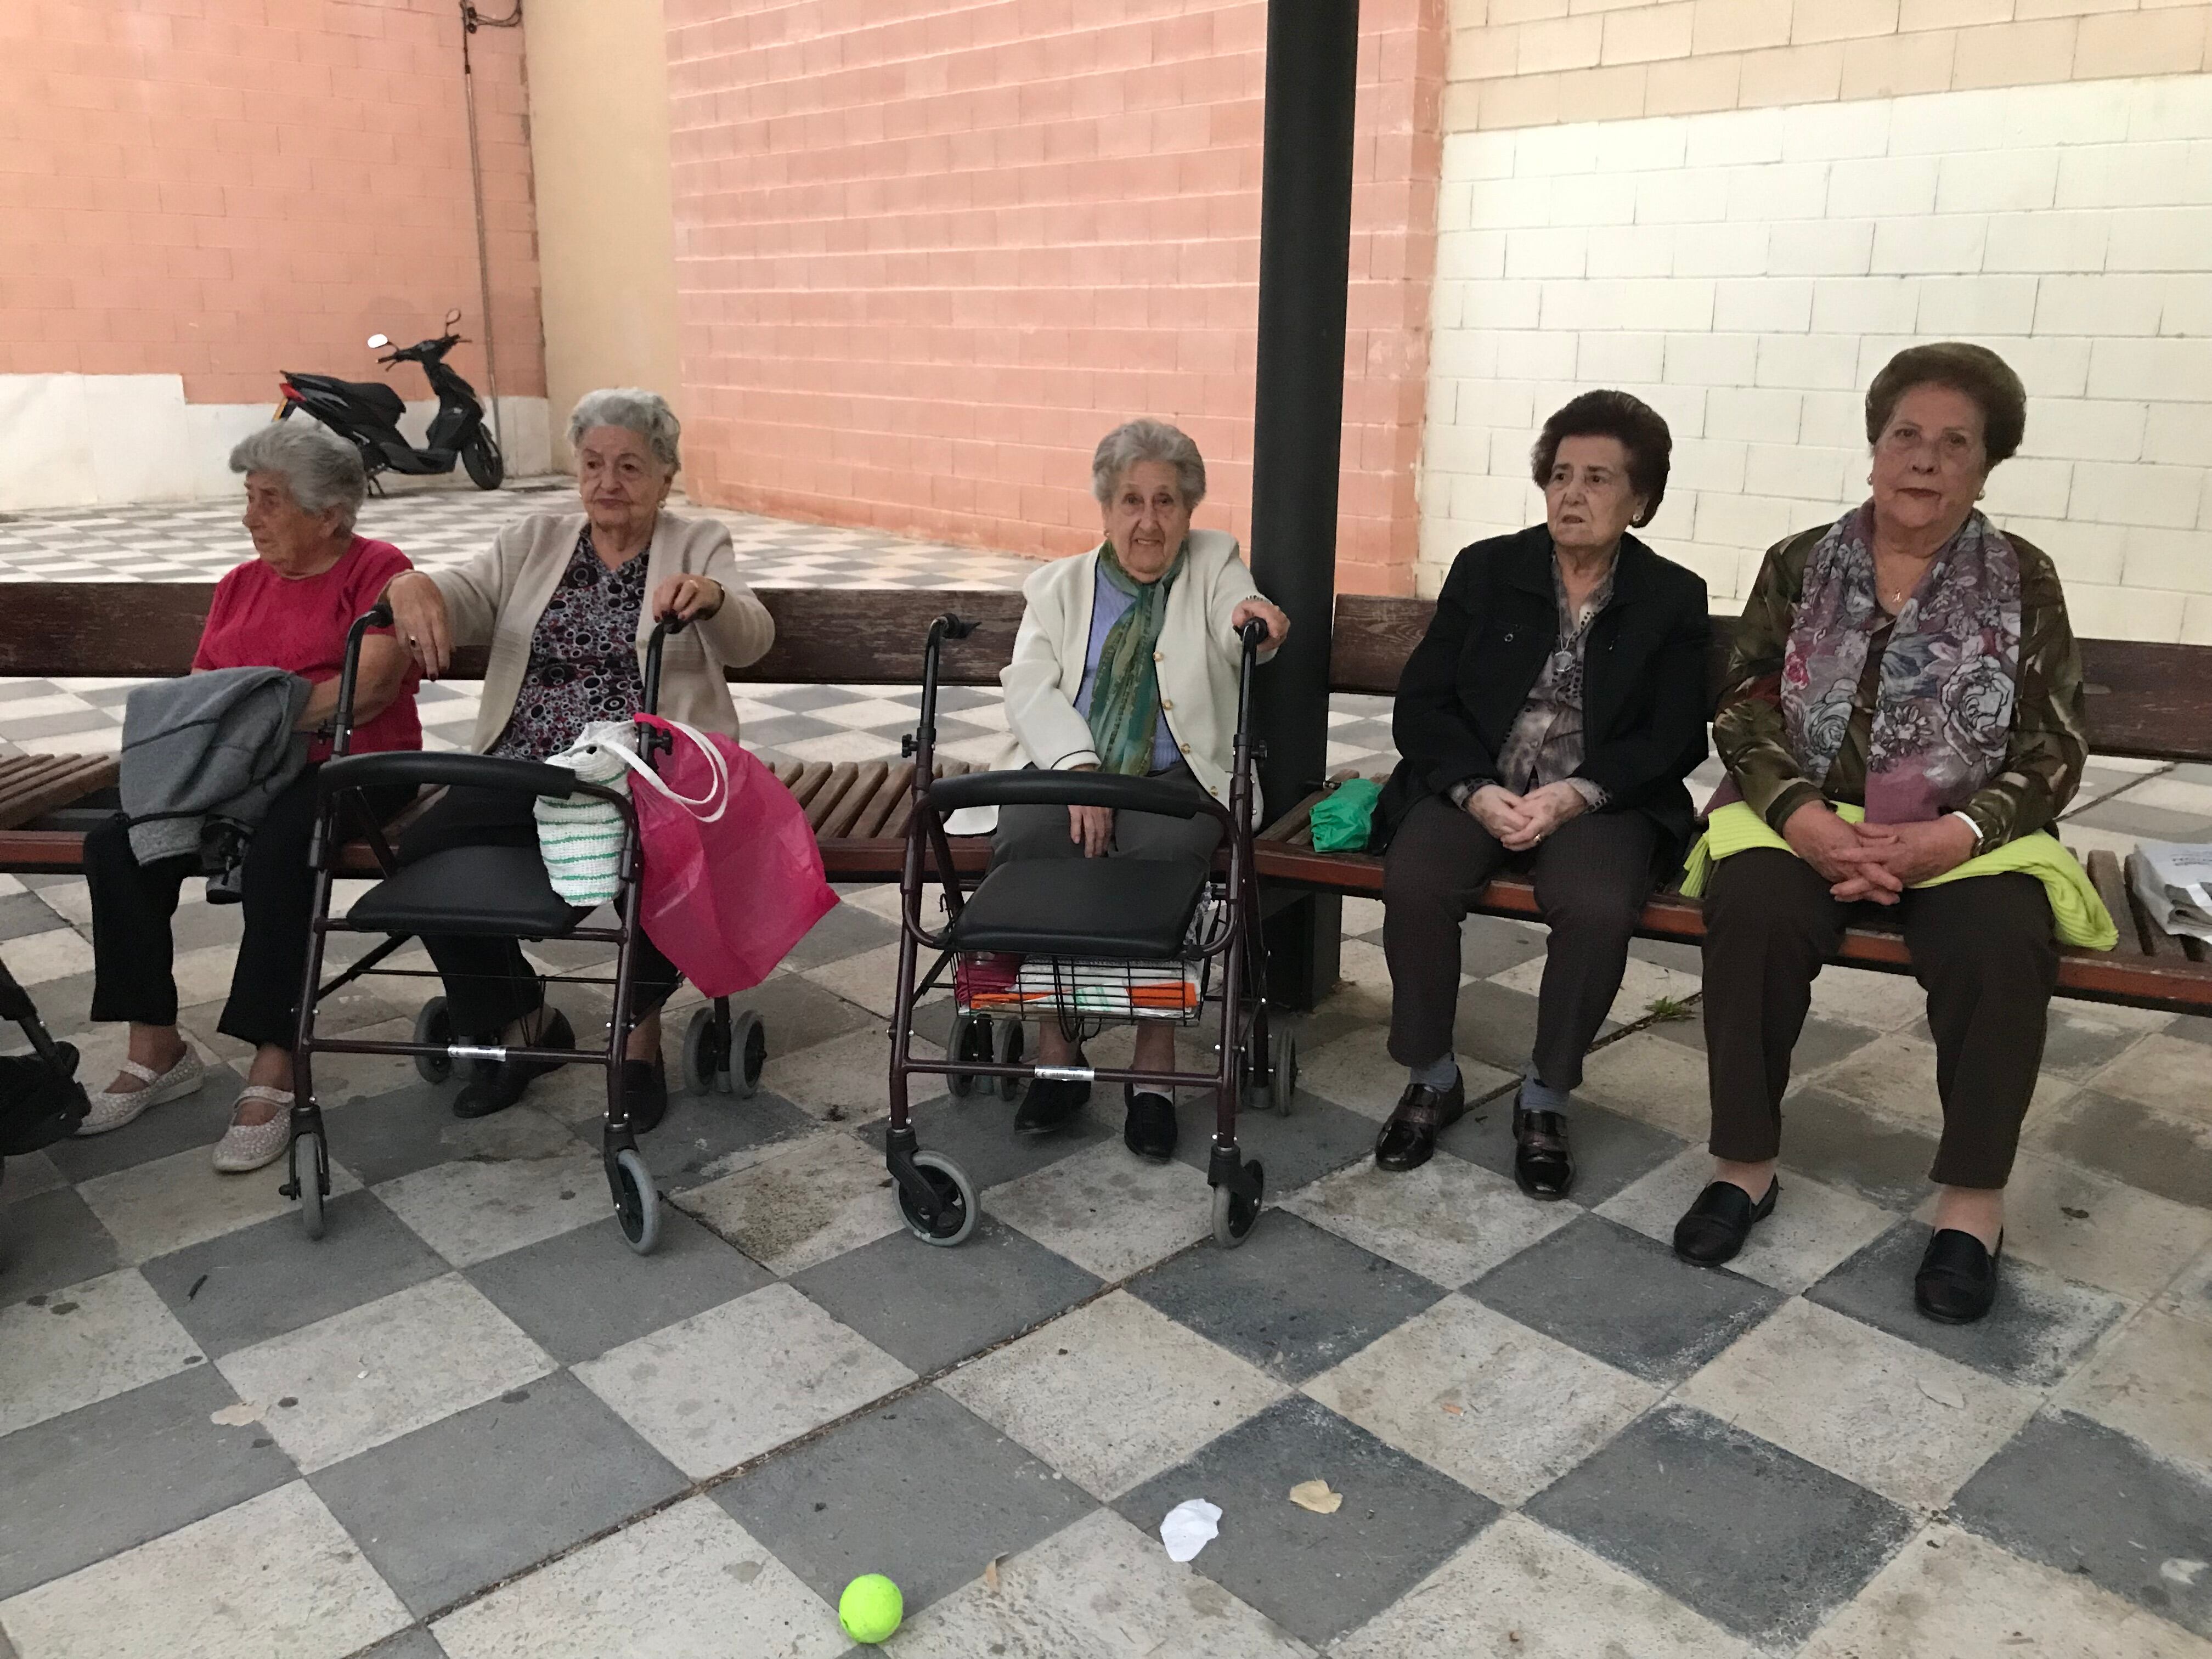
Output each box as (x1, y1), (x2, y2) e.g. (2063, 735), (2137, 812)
(1091, 418), (1206, 510)
(568, 388), (681, 470)
(229, 421), (368, 530)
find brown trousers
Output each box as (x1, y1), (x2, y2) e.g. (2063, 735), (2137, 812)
(1383, 794), (1660, 1090)
(1701, 847), (2058, 1190)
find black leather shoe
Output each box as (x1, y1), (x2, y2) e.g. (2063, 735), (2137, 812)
(1512, 1097), (1575, 1200)
(1672, 1178), (1779, 1265)
(1916, 1228), (2002, 1324)
(1124, 1088), (1178, 1162)
(1374, 1076), (1466, 1173)
(1013, 1075), (1090, 1136)
(454, 1009), (575, 1119)
(621, 1059), (669, 1134)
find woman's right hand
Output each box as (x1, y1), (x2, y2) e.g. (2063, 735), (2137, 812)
(1466, 783), (1531, 843)
(385, 571), (452, 679)
(1783, 800), (1902, 900)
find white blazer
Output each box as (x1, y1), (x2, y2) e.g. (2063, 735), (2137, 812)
(949, 529), (1280, 833)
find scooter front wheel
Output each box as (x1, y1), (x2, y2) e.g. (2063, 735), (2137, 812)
(462, 430), (503, 490)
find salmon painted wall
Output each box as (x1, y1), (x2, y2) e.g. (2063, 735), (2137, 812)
(663, 0), (1446, 596)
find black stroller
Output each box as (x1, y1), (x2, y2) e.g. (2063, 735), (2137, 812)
(885, 614), (1292, 1250)
(284, 602), (764, 1254)
(0, 954), (90, 1177)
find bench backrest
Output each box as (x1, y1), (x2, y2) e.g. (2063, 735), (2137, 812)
(4, 582), (2209, 762)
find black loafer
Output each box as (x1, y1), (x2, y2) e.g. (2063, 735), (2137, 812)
(1673, 1178), (1778, 1266)
(1124, 1088), (1177, 1162)
(1512, 1098), (1575, 1200)
(1916, 1228), (2002, 1324)
(1374, 1076), (1466, 1173)
(454, 1009), (575, 1119)
(621, 1059), (669, 1134)
(1013, 1075), (1090, 1136)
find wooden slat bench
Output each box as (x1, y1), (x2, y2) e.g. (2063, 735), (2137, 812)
(7, 580), (2212, 1017)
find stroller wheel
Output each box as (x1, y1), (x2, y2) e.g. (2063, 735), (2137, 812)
(681, 1005), (725, 1096)
(898, 1150), (978, 1248)
(294, 1128), (328, 1241)
(1211, 1159), (1265, 1249)
(413, 998), (454, 1085)
(612, 1147), (660, 1255)
(992, 1018), (1025, 1102)
(731, 1009), (767, 1098)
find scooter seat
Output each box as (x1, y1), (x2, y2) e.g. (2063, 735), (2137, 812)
(286, 371), (406, 426)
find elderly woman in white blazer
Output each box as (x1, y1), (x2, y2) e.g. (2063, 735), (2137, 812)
(982, 418), (1288, 1161)
(382, 388), (774, 1125)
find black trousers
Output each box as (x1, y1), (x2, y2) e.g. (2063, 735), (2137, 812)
(1701, 847), (2058, 1190)
(1383, 794), (1660, 1091)
(87, 770), (409, 1051)
(394, 785), (682, 1039)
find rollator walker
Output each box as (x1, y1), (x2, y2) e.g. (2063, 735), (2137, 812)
(884, 614), (1294, 1249)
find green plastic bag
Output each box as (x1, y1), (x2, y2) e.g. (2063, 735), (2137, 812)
(1310, 778), (1381, 853)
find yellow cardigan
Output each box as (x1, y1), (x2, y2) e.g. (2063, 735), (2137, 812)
(1680, 802), (2117, 950)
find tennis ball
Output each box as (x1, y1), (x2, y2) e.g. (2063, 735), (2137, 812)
(839, 1573), (904, 1645)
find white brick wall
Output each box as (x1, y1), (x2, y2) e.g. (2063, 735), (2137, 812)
(1419, 75), (2212, 644)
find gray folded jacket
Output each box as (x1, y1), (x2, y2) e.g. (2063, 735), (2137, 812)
(120, 667), (314, 865)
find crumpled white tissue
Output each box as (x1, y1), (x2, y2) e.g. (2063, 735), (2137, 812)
(1160, 1498), (1223, 1563)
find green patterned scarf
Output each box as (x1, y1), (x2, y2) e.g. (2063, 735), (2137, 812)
(1087, 539), (1186, 775)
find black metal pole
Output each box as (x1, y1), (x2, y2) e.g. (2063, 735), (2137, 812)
(1247, 0), (1360, 1008)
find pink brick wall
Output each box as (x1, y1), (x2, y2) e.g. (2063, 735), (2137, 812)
(665, 0), (1444, 596)
(0, 0), (543, 405)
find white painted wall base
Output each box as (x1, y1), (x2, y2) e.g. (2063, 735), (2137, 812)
(0, 375), (551, 512)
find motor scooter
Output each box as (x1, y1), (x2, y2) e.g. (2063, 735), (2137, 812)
(276, 308), (503, 491)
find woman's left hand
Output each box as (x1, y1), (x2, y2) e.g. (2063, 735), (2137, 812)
(653, 574), (724, 622)
(1498, 781), (1588, 852)
(1830, 817), (1977, 900)
(1231, 598), (1290, 650)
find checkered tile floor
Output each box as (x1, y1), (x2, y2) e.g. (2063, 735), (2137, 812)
(2, 491), (2211, 1657)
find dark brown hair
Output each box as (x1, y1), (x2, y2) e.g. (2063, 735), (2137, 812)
(1529, 390), (1672, 528)
(1864, 342), (2026, 466)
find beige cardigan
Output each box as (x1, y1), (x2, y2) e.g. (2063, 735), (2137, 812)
(431, 510), (775, 753)
(949, 529), (1279, 833)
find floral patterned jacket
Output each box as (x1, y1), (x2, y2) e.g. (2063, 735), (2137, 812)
(1714, 524), (2087, 851)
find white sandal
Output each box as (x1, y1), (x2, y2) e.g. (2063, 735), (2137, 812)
(77, 1050), (207, 1136)
(212, 1086), (294, 1173)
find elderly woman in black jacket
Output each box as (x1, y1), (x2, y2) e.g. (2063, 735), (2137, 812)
(1371, 391), (1711, 1195)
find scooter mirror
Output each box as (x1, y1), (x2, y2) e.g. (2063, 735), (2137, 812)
(366, 334), (389, 349)
(444, 307), (462, 329)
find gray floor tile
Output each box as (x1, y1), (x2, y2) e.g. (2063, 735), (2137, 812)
(744, 713), (840, 748)
(0, 1363), (297, 1600)
(1953, 1409), (2212, 1639)
(0, 893), (69, 941)
(860, 1093), (1113, 1193)
(636, 1086), (816, 1193)
(0, 1185), (121, 1305)
(727, 972), (880, 1059)
(1768, 1085), (1943, 1209)
(465, 1210), (774, 1366)
(1806, 1221), (2129, 1389)
(1468, 1213), (1785, 1385)
(1529, 1402), (1917, 1647)
(323, 1081), (578, 1189)
(1437, 1093), (1685, 1206)
(781, 902), (900, 972)
(37, 1067), (247, 1183)
(2037, 1088), (2212, 1209)
(1454, 979), (1620, 1076)
(789, 1218), (1101, 1375)
(139, 1190), (447, 1358)
(1111, 1393), (1499, 1649)
(1128, 1209), (1445, 1384)
(1651, 1011), (1875, 1073)
(358, 1631), (445, 1659)
(2164, 1012), (2212, 1048)
(714, 1384), (1094, 1617)
(1460, 915), (1548, 980)
(1626, 936), (1703, 976)
(312, 1369), (687, 1619)
(1167, 1084), (1383, 1194)
(2068, 799), (2212, 842)
(766, 685), (868, 715)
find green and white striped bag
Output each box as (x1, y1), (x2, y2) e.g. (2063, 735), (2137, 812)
(534, 720), (637, 907)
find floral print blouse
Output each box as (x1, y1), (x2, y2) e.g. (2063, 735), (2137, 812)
(487, 528), (649, 761)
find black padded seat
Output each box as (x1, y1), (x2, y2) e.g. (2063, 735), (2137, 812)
(948, 857), (1207, 960)
(346, 845), (578, 939)
(336, 379), (408, 423)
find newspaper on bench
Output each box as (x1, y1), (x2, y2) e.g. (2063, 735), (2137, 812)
(2128, 838), (2212, 944)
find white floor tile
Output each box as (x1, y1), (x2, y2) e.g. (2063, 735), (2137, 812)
(1928, 1149), (2212, 1302)
(762, 1024), (937, 1121)
(1283, 1153), (1577, 1289)
(674, 1127), (905, 1274)
(0, 1268), (202, 1438)
(372, 1141), (605, 1268)
(1572, 1029), (1716, 1142)
(78, 1143), (360, 1263)
(984, 1139), (1214, 1282)
(1598, 1148), (1895, 1295)
(2057, 1308), (2212, 1482)
(4, 928), (94, 986)
(1299, 1024), (1513, 1123)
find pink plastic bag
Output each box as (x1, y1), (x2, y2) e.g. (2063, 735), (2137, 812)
(622, 716), (836, 996)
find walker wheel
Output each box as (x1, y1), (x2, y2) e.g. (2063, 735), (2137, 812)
(1211, 1159), (1264, 1249)
(680, 1005), (721, 1094)
(1268, 1026), (1298, 1116)
(413, 997), (453, 1085)
(946, 1014), (989, 1098)
(731, 1008), (767, 1098)
(993, 1018), (1025, 1102)
(293, 1128), (327, 1241)
(898, 1150), (978, 1247)
(613, 1147), (659, 1255)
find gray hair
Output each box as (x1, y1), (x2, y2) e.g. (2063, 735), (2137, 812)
(228, 421), (367, 530)
(1091, 418), (1206, 510)
(568, 388), (681, 471)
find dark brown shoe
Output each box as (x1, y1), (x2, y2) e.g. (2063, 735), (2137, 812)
(1373, 1076), (1465, 1173)
(1512, 1096), (1575, 1200)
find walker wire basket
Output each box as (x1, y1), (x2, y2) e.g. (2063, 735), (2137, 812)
(951, 895), (1229, 1027)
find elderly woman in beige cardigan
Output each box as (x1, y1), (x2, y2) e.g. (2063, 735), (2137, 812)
(383, 388), (773, 1123)
(971, 418), (1288, 1161)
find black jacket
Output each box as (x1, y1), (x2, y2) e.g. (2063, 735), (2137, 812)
(1374, 524), (1711, 866)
